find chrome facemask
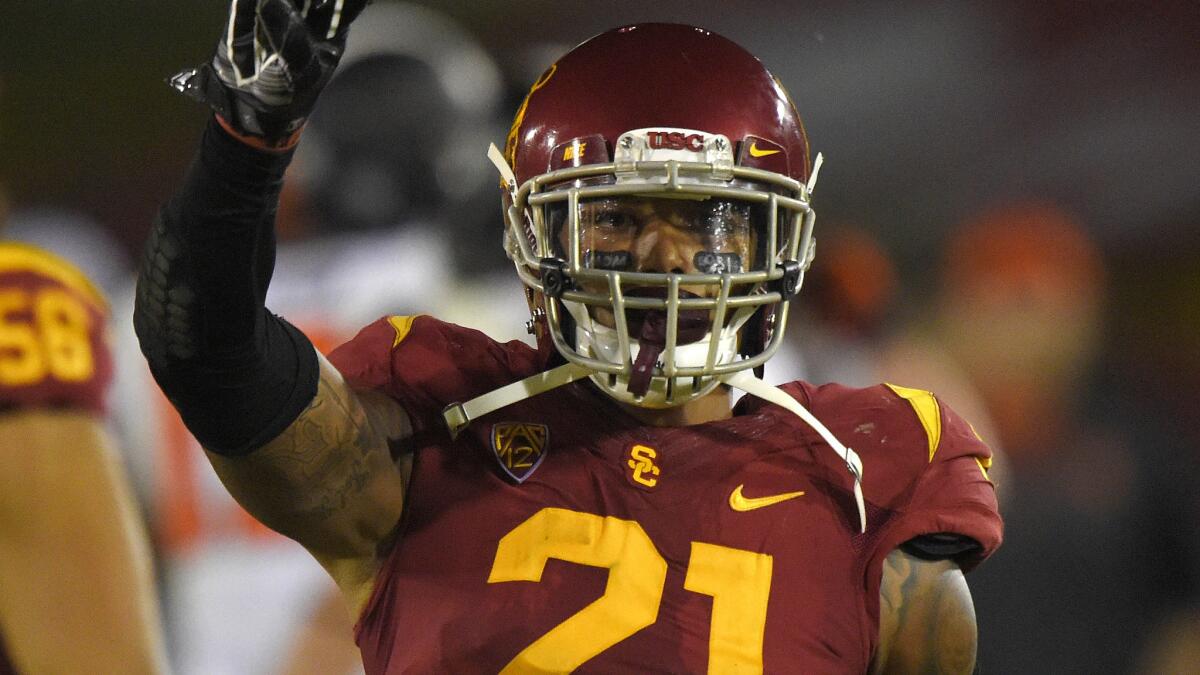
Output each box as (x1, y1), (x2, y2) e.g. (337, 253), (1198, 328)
(492, 128), (818, 408)
(467, 138), (862, 531)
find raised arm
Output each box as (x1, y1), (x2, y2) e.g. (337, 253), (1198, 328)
(133, 0), (406, 609)
(871, 548), (978, 674)
(206, 354), (409, 612)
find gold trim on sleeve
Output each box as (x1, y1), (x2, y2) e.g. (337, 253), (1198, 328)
(386, 315), (419, 347)
(884, 383), (943, 462)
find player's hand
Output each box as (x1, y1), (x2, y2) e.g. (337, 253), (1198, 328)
(169, 0), (371, 147)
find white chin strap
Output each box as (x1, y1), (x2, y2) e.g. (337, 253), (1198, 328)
(442, 363), (867, 533)
(442, 362), (593, 437)
(487, 143), (517, 192)
(721, 370), (866, 533)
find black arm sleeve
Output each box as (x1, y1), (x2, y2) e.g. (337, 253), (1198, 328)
(134, 117), (319, 455)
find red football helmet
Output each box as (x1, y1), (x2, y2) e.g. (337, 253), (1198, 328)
(494, 23), (820, 408)
(460, 24), (864, 529)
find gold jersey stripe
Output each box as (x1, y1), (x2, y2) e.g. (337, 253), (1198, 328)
(387, 315), (419, 347)
(884, 383), (943, 462)
(0, 242), (107, 310)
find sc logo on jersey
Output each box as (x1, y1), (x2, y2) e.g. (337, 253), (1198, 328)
(490, 422), (549, 483)
(625, 444), (661, 490)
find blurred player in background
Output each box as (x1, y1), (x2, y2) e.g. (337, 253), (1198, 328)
(135, 2), (1001, 672)
(0, 185), (168, 673)
(934, 202), (1105, 465)
(934, 201), (1144, 673)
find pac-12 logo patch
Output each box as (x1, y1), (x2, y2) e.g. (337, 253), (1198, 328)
(490, 422), (549, 483)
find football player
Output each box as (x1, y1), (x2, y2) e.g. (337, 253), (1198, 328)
(0, 237), (168, 672)
(135, 1), (1002, 672)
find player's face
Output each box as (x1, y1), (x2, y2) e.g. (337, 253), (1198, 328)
(575, 196), (755, 275)
(555, 196), (758, 329)
(559, 196), (757, 273)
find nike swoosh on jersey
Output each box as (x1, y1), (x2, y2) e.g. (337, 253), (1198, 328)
(748, 142), (782, 157)
(729, 484), (806, 511)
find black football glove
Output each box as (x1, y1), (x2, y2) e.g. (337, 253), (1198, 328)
(169, 0), (371, 147)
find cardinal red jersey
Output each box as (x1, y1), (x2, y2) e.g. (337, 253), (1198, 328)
(331, 316), (1002, 674)
(0, 242), (111, 415)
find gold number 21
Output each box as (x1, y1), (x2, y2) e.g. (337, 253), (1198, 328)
(489, 507), (773, 674)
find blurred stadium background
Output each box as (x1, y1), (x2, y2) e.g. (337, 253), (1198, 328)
(2, 1), (1198, 673)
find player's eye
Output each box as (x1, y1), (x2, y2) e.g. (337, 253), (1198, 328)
(593, 209), (635, 229)
(703, 215), (731, 235)
(701, 202), (751, 236)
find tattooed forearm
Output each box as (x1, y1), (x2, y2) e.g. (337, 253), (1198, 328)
(872, 550), (978, 675)
(205, 355), (409, 558)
